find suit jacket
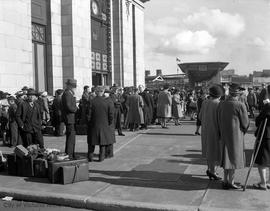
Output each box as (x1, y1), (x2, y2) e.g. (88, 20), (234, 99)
(16, 101), (42, 133)
(61, 88), (77, 124)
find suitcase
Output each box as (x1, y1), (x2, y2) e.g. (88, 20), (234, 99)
(14, 145), (29, 158)
(16, 156), (34, 177)
(48, 158), (88, 184)
(75, 125), (87, 135)
(60, 163), (89, 184)
(33, 158), (48, 178)
(7, 154), (17, 176)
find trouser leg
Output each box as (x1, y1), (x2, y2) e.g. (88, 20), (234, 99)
(99, 145), (106, 161)
(65, 124), (76, 159)
(88, 145), (95, 161)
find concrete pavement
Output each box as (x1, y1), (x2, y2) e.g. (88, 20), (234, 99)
(0, 121), (269, 211)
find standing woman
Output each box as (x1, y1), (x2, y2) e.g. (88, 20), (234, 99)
(157, 84), (172, 128)
(217, 83), (249, 189)
(172, 89), (183, 126)
(253, 85), (270, 190)
(198, 85), (223, 180)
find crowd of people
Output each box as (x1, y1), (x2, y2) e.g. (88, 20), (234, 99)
(1, 79), (270, 190)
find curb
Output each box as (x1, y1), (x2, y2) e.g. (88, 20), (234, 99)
(0, 188), (198, 211)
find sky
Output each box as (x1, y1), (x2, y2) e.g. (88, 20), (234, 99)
(144, 0), (270, 76)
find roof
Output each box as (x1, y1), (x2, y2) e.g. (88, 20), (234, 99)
(178, 62), (229, 83)
(145, 74), (186, 81)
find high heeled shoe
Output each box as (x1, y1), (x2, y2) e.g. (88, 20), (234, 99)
(206, 170), (222, 180)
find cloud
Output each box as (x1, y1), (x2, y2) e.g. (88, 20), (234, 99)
(252, 37), (265, 47)
(145, 17), (179, 36)
(156, 30), (217, 55)
(184, 8), (245, 37)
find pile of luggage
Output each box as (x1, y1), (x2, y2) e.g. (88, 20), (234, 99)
(3, 145), (89, 185)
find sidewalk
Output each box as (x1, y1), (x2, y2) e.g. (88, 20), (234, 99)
(0, 121), (269, 211)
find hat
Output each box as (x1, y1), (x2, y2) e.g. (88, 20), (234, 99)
(41, 91), (48, 97)
(8, 96), (16, 101)
(163, 84), (170, 90)
(209, 85), (223, 98)
(104, 89), (111, 94)
(15, 91), (24, 97)
(229, 83), (240, 95)
(27, 89), (38, 96)
(239, 87), (246, 91)
(66, 79), (77, 88)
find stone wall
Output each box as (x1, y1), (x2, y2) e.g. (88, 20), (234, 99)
(47, 0), (63, 94)
(134, 3), (145, 87)
(0, 0), (33, 94)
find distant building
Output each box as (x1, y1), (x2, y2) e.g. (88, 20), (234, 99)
(145, 69), (188, 90)
(220, 69), (236, 84)
(252, 70), (270, 87)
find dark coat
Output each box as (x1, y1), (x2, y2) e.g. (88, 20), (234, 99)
(140, 91), (153, 125)
(126, 94), (144, 124)
(61, 88), (77, 125)
(110, 93), (122, 129)
(8, 104), (20, 146)
(51, 96), (63, 127)
(16, 101), (42, 133)
(87, 96), (115, 146)
(217, 96), (250, 169)
(255, 103), (270, 165)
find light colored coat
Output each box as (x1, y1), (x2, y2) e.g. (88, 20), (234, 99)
(217, 96), (250, 169)
(198, 98), (221, 165)
(157, 90), (172, 118)
(172, 94), (183, 118)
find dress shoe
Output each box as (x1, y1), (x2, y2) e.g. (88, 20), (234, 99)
(253, 183), (267, 191)
(118, 133), (125, 136)
(206, 170), (222, 180)
(227, 183), (242, 189)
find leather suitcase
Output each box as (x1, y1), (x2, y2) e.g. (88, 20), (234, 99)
(75, 125), (87, 135)
(7, 154), (17, 176)
(48, 158), (88, 184)
(14, 145), (29, 158)
(60, 163), (89, 184)
(33, 159), (48, 178)
(16, 156), (34, 177)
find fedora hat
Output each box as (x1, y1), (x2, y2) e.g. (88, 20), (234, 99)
(229, 83), (240, 95)
(66, 79), (77, 88)
(27, 89), (38, 96)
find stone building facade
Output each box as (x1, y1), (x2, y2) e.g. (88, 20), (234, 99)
(0, 0), (147, 96)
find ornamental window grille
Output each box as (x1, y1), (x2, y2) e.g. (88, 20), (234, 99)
(32, 23), (46, 43)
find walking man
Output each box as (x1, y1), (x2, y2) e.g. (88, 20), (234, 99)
(62, 79), (77, 159)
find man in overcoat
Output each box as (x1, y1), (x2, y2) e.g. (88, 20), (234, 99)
(87, 86), (115, 162)
(217, 83), (250, 189)
(61, 79), (77, 159)
(126, 87), (144, 131)
(157, 84), (172, 128)
(16, 89), (44, 148)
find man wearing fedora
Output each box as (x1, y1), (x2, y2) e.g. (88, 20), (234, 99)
(62, 79), (77, 159)
(217, 83), (249, 189)
(16, 89), (44, 148)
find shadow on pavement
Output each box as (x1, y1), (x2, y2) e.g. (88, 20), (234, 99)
(140, 132), (196, 136)
(89, 170), (213, 191)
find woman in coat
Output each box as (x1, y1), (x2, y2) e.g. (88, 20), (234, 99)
(157, 84), (172, 128)
(126, 87), (144, 131)
(172, 89), (183, 126)
(217, 83), (250, 189)
(253, 85), (270, 190)
(198, 85), (223, 180)
(87, 86), (115, 162)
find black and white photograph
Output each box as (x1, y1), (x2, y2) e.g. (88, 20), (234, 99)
(0, 0), (270, 210)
